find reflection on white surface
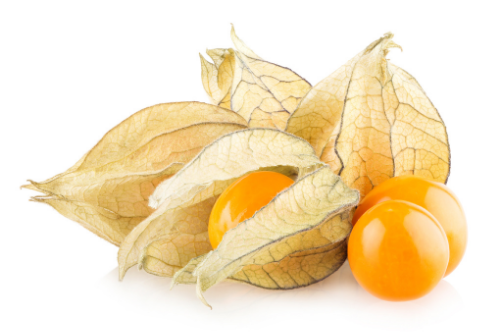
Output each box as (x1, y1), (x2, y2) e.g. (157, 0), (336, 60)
(96, 262), (462, 332)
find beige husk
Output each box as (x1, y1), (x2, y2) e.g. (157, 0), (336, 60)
(286, 33), (450, 198)
(23, 102), (247, 245)
(201, 26), (311, 130)
(117, 128), (358, 307)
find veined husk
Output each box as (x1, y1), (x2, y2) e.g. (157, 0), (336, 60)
(118, 128), (359, 308)
(286, 33), (450, 198)
(200, 26), (311, 130)
(23, 102), (247, 245)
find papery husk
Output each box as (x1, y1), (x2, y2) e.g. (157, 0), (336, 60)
(23, 102), (247, 245)
(118, 128), (359, 308)
(201, 26), (311, 130)
(286, 33), (450, 198)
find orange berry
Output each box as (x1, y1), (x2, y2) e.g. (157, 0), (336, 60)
(348, 200), (449, 301)
(208, 171), (293, 249)
(352, 175), (467, 276)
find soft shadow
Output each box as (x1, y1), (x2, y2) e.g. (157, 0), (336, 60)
(97, 262), (462, 329)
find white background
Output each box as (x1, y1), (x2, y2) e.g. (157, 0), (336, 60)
(2, 1), (499, 332)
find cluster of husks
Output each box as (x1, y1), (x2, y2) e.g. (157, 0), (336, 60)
(25, 28), (450, 307)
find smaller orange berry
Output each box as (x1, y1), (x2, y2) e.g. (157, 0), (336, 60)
(208, 171), (293, 249)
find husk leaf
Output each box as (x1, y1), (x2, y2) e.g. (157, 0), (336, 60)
(23, 102), (247, 245)
(200, 26), (311, 130)
(286, 33), (450, 198)
(118, 128), (325, 279)
(118, 128), (359, 307)
(172, 166), (359, 308)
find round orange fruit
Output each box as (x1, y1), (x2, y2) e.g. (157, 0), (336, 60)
(348, 200), (449, 301)
(208, 171), (294, 249)
(352, 175), (467, 276)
